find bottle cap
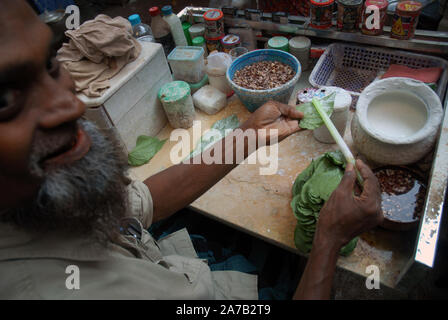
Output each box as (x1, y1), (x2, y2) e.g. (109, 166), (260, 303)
(128, 14), (141, 26)
(149, 7), (160, 17)
(192, 36), (205, 46)
(161, 5), (173, 16)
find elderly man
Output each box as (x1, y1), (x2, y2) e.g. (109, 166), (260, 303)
(0, 0), (382, 300)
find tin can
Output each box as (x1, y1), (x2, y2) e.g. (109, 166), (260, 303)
(361, 0), (388, 35)
(222, 6), (237, 18)
(245, 8), (262, 21)
(203, 9), (225, 39)
(310, 0), (335, 29)
(221, 34), (241, 53)
(205, 34), (224, 53)
(390, 1), (423, 40)
(337, 0), (363, 32)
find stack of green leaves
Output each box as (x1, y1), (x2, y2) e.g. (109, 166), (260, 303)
(291, 150), (358, 256)
(128, 136), (167, 167)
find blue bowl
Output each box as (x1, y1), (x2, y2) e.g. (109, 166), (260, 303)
(226, 49), (301, 112)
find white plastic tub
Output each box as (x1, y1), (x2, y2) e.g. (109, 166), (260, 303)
(168, 46), (205, 83)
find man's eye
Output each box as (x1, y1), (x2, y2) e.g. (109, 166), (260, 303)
(0, 89), (14, 109)
(0, 88), (21, 119)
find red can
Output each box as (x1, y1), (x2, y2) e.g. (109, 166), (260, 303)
(361, 0), (388, 35)
(203, 9), (225, 39)
(310, 0), (334, 29)
(390, 1), (423, 40)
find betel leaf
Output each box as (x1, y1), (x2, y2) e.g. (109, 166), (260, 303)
(296, 92), (336, 130)
(188, 114), (240, 159)
(128, 135), (167, 167)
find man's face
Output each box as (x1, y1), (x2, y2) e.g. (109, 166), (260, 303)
(0, 1), (128, 239)
(0, 0), (88, 210)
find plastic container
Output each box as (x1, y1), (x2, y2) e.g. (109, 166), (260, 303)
(206, 52), (233, 95)
(128, 14), (154, 41)
(361, 0), (389, 35)
(149, 7), (175, 56)
(189, 74), (209, 94)
(203, 9), (225, 39)
(168, 46), (205, 83)
(267, 36), (289, 52)
(312, 87), (352, 144)
(192, 36), (208, 57)
(309, 43), (448, 101)
(189, 24), (205, 39)
(182, 22), (193, 45)
(390, 1), (423, 40)
(221, 34), (241, 53)
(227, 49), (301, 112)
(205, 35), (224, 53)
(158, 81), (195, 129)
(192, 85), (227, 115)
(162, 5), (188, 47)
(289, 36), (311, 71)
(310, 0), (334, 29)
(336, 0), (363, 32)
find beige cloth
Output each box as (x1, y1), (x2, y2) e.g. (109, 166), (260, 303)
(0, 181), (258, 300)
(57, 14), (142, 98)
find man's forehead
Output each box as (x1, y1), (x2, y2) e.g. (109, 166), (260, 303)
(0, 0), (52, 79)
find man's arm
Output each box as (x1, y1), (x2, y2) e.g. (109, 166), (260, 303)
(293, 160), (383, 300)
(143, 101), (303, 224)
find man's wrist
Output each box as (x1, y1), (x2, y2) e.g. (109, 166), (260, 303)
(313, 226), (344, 254)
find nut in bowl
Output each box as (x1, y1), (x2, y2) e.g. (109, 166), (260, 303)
(226, 49), (301, 112)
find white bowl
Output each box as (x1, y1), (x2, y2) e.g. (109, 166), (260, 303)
(351, 77), (443, 165)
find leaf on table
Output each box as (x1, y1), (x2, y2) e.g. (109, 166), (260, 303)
(296, 92), (336, 130)
(128, 135), (167, 167)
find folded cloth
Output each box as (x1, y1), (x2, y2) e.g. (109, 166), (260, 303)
(381, 64), (443, 84)
(57, 14), (142, 97)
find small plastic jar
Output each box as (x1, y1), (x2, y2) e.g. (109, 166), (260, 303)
(167, 46), (205, 83)
(289, 36), (311, 71)
(221, 34), (241, 53)
(189, 23), (205, 39)
(310, 0), (334, 29)
(361, 0), (389, 35)
(312, 87), (352, 144)
(390, 1), (423, 40)
(192, 36), (208, 57)
(203, 9), (225, 39)
(158, 81), (195, 129)
(336, 0), (363, 32)
(182, 22), (193, 45)
(267, 36), (289, 52)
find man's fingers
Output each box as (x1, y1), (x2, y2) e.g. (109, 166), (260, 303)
(275, 101), (304, 120)
(356, 159), (381, 198)
(339, 163), (356, 191)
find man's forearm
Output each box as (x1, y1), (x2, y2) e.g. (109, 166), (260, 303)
(293, 230), (342, 300)
(143, 128), (253, 224)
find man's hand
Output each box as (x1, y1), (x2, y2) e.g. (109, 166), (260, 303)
(316, 159), (383, 248)
(240, 100), (303, 145)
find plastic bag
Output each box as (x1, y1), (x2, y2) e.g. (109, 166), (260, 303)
(206, 52), (233, 76)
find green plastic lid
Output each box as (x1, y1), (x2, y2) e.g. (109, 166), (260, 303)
(158, 81), (191, 103)
(268, 36), (289, 52)
(192, 36), (205, 46)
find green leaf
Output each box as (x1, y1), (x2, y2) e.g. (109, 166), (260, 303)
(128, 136), (167, 167)
(296, 92), (336, 130)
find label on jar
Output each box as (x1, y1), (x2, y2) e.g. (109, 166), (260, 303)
(337, 1), (363, 32)
(310, 2), (334, 29)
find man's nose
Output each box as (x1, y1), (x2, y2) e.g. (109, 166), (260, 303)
(35, 73), (86, 129)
